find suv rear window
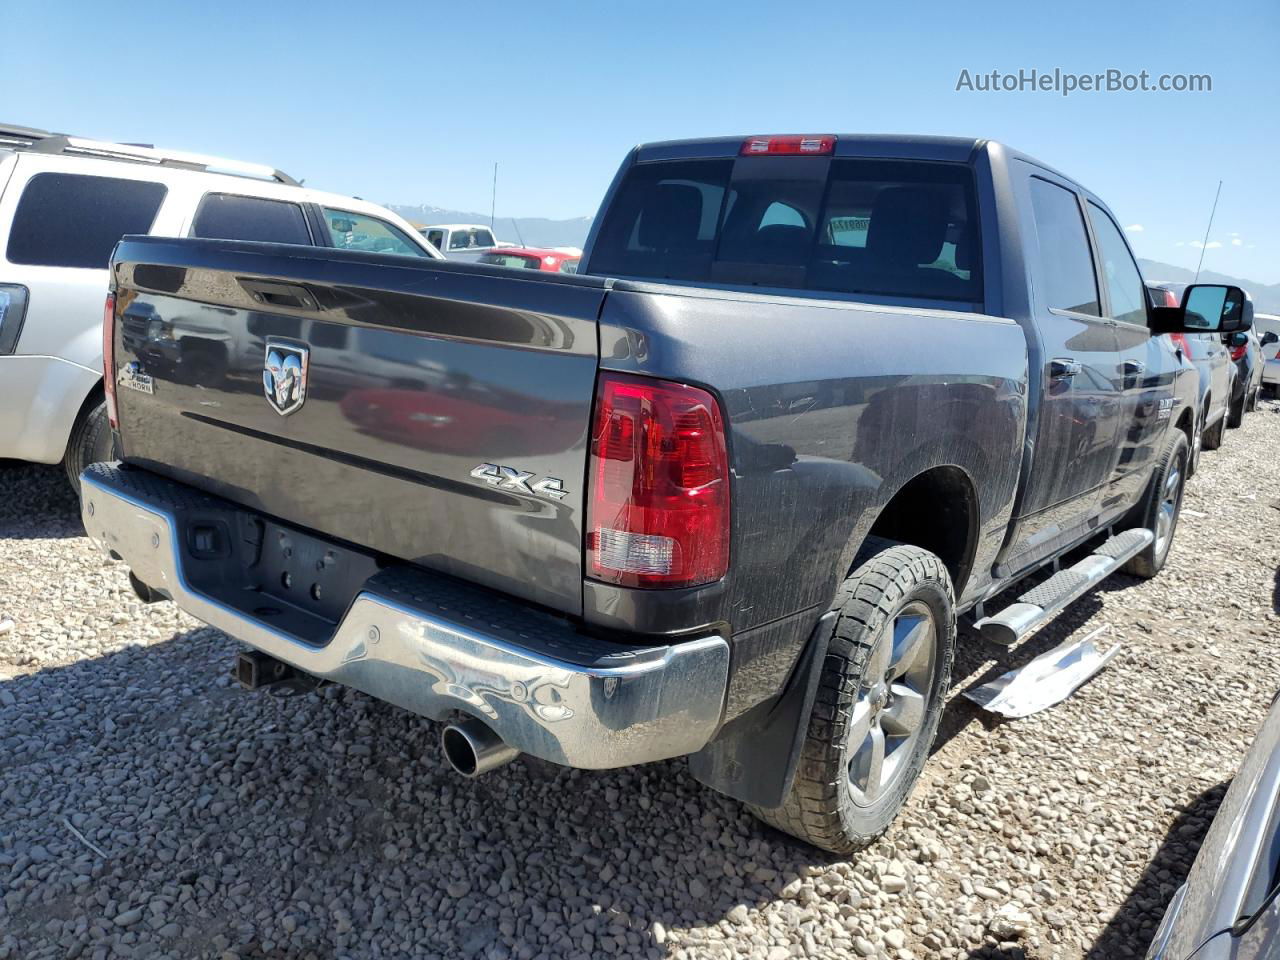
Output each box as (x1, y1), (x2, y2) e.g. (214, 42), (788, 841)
(588, 156), (983, 305)
(192, 194), (311, 245)
(6, 173), (167, 269)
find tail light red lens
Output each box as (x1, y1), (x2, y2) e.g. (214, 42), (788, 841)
(740, 135), (836, 156)
(1162, 289), (1179, 307)
(587, 373), (729, 588)
(1230, 343), (1247, 362)
(103, 292), (118, 429)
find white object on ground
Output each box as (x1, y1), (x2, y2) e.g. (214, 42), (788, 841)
(963, 626), (1119, 718)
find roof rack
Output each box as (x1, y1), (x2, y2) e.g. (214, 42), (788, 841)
(0, 125), (299, 186)
(0, 123), (64, 150)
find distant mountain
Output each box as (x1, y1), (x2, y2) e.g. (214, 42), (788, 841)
(388, 204), (593, 250)
(1140, 259), (1280, 316)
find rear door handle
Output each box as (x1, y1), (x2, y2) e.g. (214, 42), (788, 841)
(1123, 359), (1145, 375)
(1050, 358), (1082, 380)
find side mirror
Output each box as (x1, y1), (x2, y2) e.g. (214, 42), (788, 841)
(1263, 331), (1280, 347)
(1150, 284), (1253, 335)
(1228, 331), (1249, 348)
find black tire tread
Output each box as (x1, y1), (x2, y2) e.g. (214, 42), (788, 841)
(1122, 430), (1188, 578)
(748, 537), (955, 854)
(63, 398), (115, 495)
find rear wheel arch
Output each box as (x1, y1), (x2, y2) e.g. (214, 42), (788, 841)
(862, 465), (980, 601)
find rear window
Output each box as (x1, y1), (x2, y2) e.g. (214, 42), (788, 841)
(588, 156), (983, 304)
(6, 173), (167, 269)
(192, 193), (311, 245)
(478, 252), (542, 270)
(448, 228), (496, 250)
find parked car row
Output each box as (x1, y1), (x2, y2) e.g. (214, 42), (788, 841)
(1146, 282), (1273, 468)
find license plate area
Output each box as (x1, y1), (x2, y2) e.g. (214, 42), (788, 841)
(175, 507), (381, 647)
(251, 520), (381, 626)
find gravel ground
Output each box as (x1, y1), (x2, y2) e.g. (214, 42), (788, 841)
(2, 403), (1278, 960)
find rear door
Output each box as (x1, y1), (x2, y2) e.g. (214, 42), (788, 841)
(112, 239), (605, 615)
(1002, 169), (1121, 568)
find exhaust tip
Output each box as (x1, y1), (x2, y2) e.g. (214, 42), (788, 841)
(441, 719), (519, 778)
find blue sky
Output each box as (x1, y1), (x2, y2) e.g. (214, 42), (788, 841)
(6, 0), (1278, 281)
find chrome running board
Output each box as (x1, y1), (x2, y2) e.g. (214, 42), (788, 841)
(974, 528), (1154, 646)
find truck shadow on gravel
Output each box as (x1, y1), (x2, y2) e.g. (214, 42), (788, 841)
(934, 571), (1136, 756)
(0, 627), (845, 959)
(1085, 780), (1228, 958)
(0, 462), (84, 540)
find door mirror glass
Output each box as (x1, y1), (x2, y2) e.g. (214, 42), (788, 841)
(1181, 284), (1252, 333)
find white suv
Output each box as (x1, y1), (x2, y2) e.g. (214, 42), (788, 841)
(0, 125), (442, 490)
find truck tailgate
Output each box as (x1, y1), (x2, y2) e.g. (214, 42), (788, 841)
(110, 238), (607, 615)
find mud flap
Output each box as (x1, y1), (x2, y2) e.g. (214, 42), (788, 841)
(687, 611), (836, 808)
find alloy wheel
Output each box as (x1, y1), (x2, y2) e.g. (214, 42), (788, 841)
(847, 602), (937, 807)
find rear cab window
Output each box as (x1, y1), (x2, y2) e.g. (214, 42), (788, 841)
(478, 252), (542, 270)
(191, 193), (311, 245)
(448, 228), (496, 251)
(6, 172), (167, 268)
(587, 154), (983, 307)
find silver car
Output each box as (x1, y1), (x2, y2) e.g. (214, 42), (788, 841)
(1256, 313), (1280, 394)
(1147, 692), (1280, 958)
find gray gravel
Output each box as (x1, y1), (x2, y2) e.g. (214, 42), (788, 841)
(2, 402), (1279, 960)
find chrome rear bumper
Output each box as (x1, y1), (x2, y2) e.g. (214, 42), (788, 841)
(81, 463), (729, 769)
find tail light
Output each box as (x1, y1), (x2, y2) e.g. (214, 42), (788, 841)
(0, 284), (30, 355)
(586, 373), (729, 588)
(741, 135), (836, 156)
(1169, 332), (1192, 360)
(1230, 342), (1247, 362)
(103, 292), (118, 428)
(1161, 289), (1179, 307)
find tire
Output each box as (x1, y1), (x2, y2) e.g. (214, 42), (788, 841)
(1123, 429), (1189, 579)
(748, 537), (956, 854)
(63, 397), (118, 496)
(1226, 391), (1245, 429)
(1202, 406), (1226, 451)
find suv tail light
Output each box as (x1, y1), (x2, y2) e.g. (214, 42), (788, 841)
(586, 373), (730, 588)
(1230, 343), (1247, 362)
(103, 292), (118, 428)
(740, 135), (836, 156)
(0, 284), (30, 355)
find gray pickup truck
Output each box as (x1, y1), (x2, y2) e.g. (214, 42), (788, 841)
(86, 134), (1253, 853)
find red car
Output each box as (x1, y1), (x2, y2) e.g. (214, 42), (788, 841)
(476, 247), (580, 273)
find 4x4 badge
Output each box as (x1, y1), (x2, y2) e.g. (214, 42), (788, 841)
(263, 341), (309, 416)
(469, 463), (568, 501)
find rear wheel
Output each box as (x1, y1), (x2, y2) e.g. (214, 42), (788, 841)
(748, 538), (955, 854)
(1227, 391), (1245, 429)
(63, 396), (117, 496)
(1123, 430), (1188, 579)
(1202, 405), (1226, 451)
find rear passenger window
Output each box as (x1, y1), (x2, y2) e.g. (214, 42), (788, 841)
(6, 173), (167, 269)
(1028, 178), (1100, 316)
(1086, 202), (1148, 326)
(192, 194), (311, 245)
